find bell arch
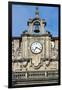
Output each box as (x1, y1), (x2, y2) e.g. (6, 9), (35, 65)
(32, 20), (41, 33)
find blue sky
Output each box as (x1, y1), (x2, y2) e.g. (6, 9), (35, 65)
(12, 5), (59, 37)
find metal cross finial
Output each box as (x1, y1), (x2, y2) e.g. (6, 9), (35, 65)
(35, 7), (39, 17)
(36, 7), (38, 10)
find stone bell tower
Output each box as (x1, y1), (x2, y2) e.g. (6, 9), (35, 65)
(28, 7), (46, 34)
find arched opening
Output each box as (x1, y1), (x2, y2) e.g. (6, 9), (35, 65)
(33, 21), (40, 33)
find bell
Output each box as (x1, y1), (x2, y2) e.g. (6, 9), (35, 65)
(34, 29), (40, 33)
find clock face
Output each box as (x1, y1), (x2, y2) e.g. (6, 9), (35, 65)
(31, 42), (42, 54)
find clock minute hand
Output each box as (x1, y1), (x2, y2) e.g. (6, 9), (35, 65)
(38, 47), (41, 50)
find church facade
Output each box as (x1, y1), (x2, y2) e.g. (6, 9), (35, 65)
(12, 7), (59, 86)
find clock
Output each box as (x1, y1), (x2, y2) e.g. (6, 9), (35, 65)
(31, 42), (42, 54)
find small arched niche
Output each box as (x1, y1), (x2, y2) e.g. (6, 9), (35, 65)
(33, 21), (40, 33)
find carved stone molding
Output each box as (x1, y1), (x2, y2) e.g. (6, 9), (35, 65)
(30, 58), (43, 69)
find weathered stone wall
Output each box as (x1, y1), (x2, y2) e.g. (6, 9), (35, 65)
(12, 35), (58, 72)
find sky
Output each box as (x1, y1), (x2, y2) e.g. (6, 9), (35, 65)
(12, 4), (59, 37)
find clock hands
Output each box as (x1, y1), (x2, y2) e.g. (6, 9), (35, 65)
(31, 42), (42, 54)
(34, 47), (41, 52)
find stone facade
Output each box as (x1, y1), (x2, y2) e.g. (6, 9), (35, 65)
(12, 7), (59, 86)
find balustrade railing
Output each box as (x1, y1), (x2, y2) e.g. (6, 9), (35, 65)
(12, 70), (58, 81)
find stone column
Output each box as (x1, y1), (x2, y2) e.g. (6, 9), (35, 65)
(45, 37), (50, 58)
(40, 20), (45, 34)
(28, 23), (33, 34)
(45, 71), (47, 77)
(22, 36), (28, 58)
(45, 67), (47, 77)
(25, 69), (28, 79)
